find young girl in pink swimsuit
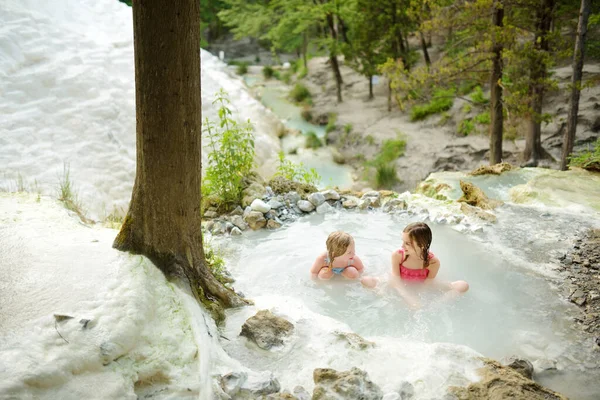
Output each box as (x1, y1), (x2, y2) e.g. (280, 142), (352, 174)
(391, 222), (469, 308)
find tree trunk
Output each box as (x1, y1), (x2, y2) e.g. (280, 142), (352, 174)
(561, 0), (591, 170)
(523, 0), (555, 165)
(114, 0), (246, 315)
(368, 76), (374, 100)
(489, 0), (504, 165)
(338, 15), (351, 45)
(325, 13), (343, 102)
(419, 31), (431, 67)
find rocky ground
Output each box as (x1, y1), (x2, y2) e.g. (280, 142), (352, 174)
(299, 55), (600, 192)
(557, 228), (600, 345)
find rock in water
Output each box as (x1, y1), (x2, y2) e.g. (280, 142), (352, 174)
(312, 367), (383, 400)
(458, 181), (503, 210)
(240, 310), (294, 350)
(469, 163), (515, 176)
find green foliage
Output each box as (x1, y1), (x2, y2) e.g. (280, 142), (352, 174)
(263, 65), (275, 79)
(470, 86), (488, 105)
(344, 123), (353, 134)
(377, 139), (406, 164)
(290, 83), (312, 104)
(297, 66), (308, 79)
(375, 164), (399, 189)
(410, 89), (455, 121)
(325, 113), (337, 134)
(301, 107), (312, 122)
(236, 63), (248, 75)
(462, 103), (472, 114)
(474, 111), (490, 125)
(365, 135), (375, 145)
(203, 89), (255, 205)
(569, 139), (600, 171)
(281, 71), (292, 84)
(204, 239), (233, 285)
(458, 118), (475, 136)
(305, 131), (322, 149)
(275, 152), (321, 186)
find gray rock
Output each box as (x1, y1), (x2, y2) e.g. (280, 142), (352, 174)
(533, 358), (557, 372)
(502, 356), (534, 379)
(570, 289), (587, 306)
(239, 371), (281, 397)
(284, 191), (301, 206)
(204, 210), (218, 219)
(297, 200), (315, 212)
(230, 206), (244, 216)
(251, 199), (271, 213)
(334, 331), (375, 350)
(316, 202), (333, 214)
(266, 186), (275, 197)
(321, 189), (340, 201)
(382, 199), (407, 213)
(267, 219), (283, 229)
(220, 372), (247, 396)
(312, 367), (383, 400)
(243, 206), (252, 219)
(342, 197), (359, 209)
(361, 191), (381, 200)
(242, 182), (266, 207)
(230, 215), (248, 231)
(308, 192), (326, 207)
(244, 211), (267, 230)
(240, 310), (294, 350)
(359, 197), (379, 210)
(398, 381), (414, 399)
(230, 227), (243, 236)
(211, 221), (228, 235)
(268, 198), (284, 209)
(293, 386), (310, 400)
(265, 210), (279, 220)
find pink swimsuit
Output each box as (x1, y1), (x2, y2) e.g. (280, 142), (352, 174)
(397, 249), (434, 281)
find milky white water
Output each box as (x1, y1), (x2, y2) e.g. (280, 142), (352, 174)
(2, 0), (600, 399)
(0, 0), (281, 221)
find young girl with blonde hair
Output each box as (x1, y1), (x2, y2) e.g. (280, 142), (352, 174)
(310, 231), (368, 282)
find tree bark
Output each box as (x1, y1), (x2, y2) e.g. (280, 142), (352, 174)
(388, 80), (392, 112)
(523, 0), (555, 165)
(114, 0), (246, 315)
(325, 12), (343, 102)
(302, 30), (308, 69)
(419, 31), (431, 67)
(561, 0), (591, 170)
(368, 75), (374, 100)
(489, 0), (504, 165)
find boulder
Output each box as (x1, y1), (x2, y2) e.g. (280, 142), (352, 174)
(334, 331), (375, 350)
(308, 192), (326, 207)
(297, 200), (315, 213)
(382, 199), (408, 213)
(242, 182), (266, 207)
(244, 211), (267, 230)
(321, 189), (340, 201)
(251, 199), (271, 213)
(449, 359), (566, 400)
(460, 203), (497, 223)
(316, 202), (333, 214)
(458, 181), (503, 210)
(240, 310), (294, 350)
(502, 356), (534, 379)
(469, 163), (515, 176)
(312, 367), (383, 400)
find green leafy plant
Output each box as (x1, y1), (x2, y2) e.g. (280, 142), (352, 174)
(290, 83), (312, 104)
(275, 152), (320, 186)
(344, 123), (353, 134)
(474, 111), (491, 125)
(305, 131), (323, 149)
(325, 113), (337, 134)
(410, 89), (455, 121)
(569, 139), (600, 172)
(263, 65), (275, 79)
(203, 89), (255, 205)
(375, 164), (399, 189)
(470, 86), (489, 105)
(373, 139), (406, 165)
(458, 118), (475, 136)
(204, 239), (233, 285)
(301, 107), (313, 122)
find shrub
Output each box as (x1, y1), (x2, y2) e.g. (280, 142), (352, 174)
(236, 62), (248, 75)
(325, 113), (337, 134)
(375, 164), (399, 189)
(458, 118), (475, 136)
(282, 71), (292, 84)
(203, 89), (255, 205)
(263, 65), (275, 79)
(375, 139), (406, 164)
(297, 66), (308, 79)
(470, 86), (489, 105)
(274, 152), (321, 186)
(204, 239), (233, 285)
(305, 131), (323, 149)
(290, 83), (312, 104)
(344, 123), (353, 134)
(569, 139), (600, 172)
(410, 88), (455, 121)
(474, 111), (491, 125)
(301, 108), (313, 122)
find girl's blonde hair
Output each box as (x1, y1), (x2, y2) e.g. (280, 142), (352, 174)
(326, 231), (354, 268)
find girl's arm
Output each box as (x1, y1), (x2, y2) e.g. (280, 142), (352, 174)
(426, 256), (441, 279)
(310, 252), (327, 279)
(352, 255), (365, 273)
(390, 250), (402, 276)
